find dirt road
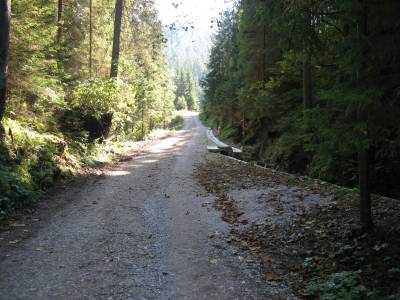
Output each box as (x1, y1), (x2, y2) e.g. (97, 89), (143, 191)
(0, 112), (291, 300)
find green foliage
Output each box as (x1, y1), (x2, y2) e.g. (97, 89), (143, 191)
(202, 0), (400, 198)
(8, 0), (59, 97)
(175, 96), (187, 111)
(0, 108), (183, 217)
(0, 119), (65, 215)
(72, 79), (121, 118)
(174, 70), (200, 111)
(1, 0), (178, 216)
(307, 271), (381, 300)
(168, 114), (184, 131)
(219, 126), (239, 141)
(7, 0), (175, 140)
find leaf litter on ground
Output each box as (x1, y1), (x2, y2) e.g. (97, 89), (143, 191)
(195, 153), (400, 299)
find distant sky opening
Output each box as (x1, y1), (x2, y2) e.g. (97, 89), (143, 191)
(155, 0), (234, 78)
(155, 0), (233, 32)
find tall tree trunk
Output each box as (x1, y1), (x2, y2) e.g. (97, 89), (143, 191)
(262, 24), (266, 82)
(358, 148), (373, 230)
(357, 0), (373, 230)
(141, 106), (145, 140)
(89, 0), (93, 78)
(261, 0), (268, 83)
(56, 0), (63, 71)
(303, 49), (312, 108)
(110, 0), (123, 78)
(57, 0), (63, 44)
(303, 9), (313, 109)
(0, 0), (11, 135)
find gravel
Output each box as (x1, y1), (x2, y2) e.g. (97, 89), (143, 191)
(0, 112), (290, 300)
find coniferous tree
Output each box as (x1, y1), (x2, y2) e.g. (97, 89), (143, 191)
(174, 70), (186, 109)
(56, 0), (63, 44)
(184, 72), (199, 111)
(0, 0), (11, 131)
(0, 0), (176, 214)
(173, 70), (199, 111)
(302, 8), (313, 109)
(110, 0), (124, 78)
(89, 0), (93, 78)
(202, 0), (400, 229)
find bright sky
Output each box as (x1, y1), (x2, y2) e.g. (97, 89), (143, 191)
(155, 0), (233, 32)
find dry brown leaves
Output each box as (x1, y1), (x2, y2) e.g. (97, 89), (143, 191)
(196, 153), (400, 299)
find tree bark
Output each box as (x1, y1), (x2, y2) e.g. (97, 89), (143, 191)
(262, 24), (266, 82)
(141, 105), (145, 140)
(55, 0), (63, 72)
(357, 0), (373, 230)
(57, 0), (63, 44)
(89, 0), (93, 78)
(303, 9), (313, 109)
(0, 0), (11, 132)
(110, 0), (123, 78)
(303, 49), (312, 108)
(358, 148), (373, 230)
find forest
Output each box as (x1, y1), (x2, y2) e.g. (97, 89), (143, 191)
(173, 69), (199, 111)
(1, 0), (400, 299)
(0, 0), (184, 215)
(202, 0), (400, 230)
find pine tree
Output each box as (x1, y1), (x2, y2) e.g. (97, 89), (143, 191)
(110, 0), (124, 78)
(0, 0), (11, 133)
(184, 72), (199, 111)
(202, 0), (400, 229)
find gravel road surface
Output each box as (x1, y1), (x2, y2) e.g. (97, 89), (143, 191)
(0, 112), (290, 300)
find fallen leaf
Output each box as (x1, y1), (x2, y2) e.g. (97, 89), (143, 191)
(266, 272), (279, 282)
(266, 273), (279, 286)
(209, 259), (218, 264)
(267, 280), (278, 286)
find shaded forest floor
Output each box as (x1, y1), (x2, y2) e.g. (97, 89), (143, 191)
(196, 153), (400, 299)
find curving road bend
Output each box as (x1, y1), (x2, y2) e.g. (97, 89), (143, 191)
(0, 112), (290, 300)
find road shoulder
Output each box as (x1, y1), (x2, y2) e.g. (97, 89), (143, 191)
(196, 152), (400, 298)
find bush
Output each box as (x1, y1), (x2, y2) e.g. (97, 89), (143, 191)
(70, 79), (137, 139)
(71, 79), (120, 118)
(307, 271), (381, 300)
(169, 114), (184, 130)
